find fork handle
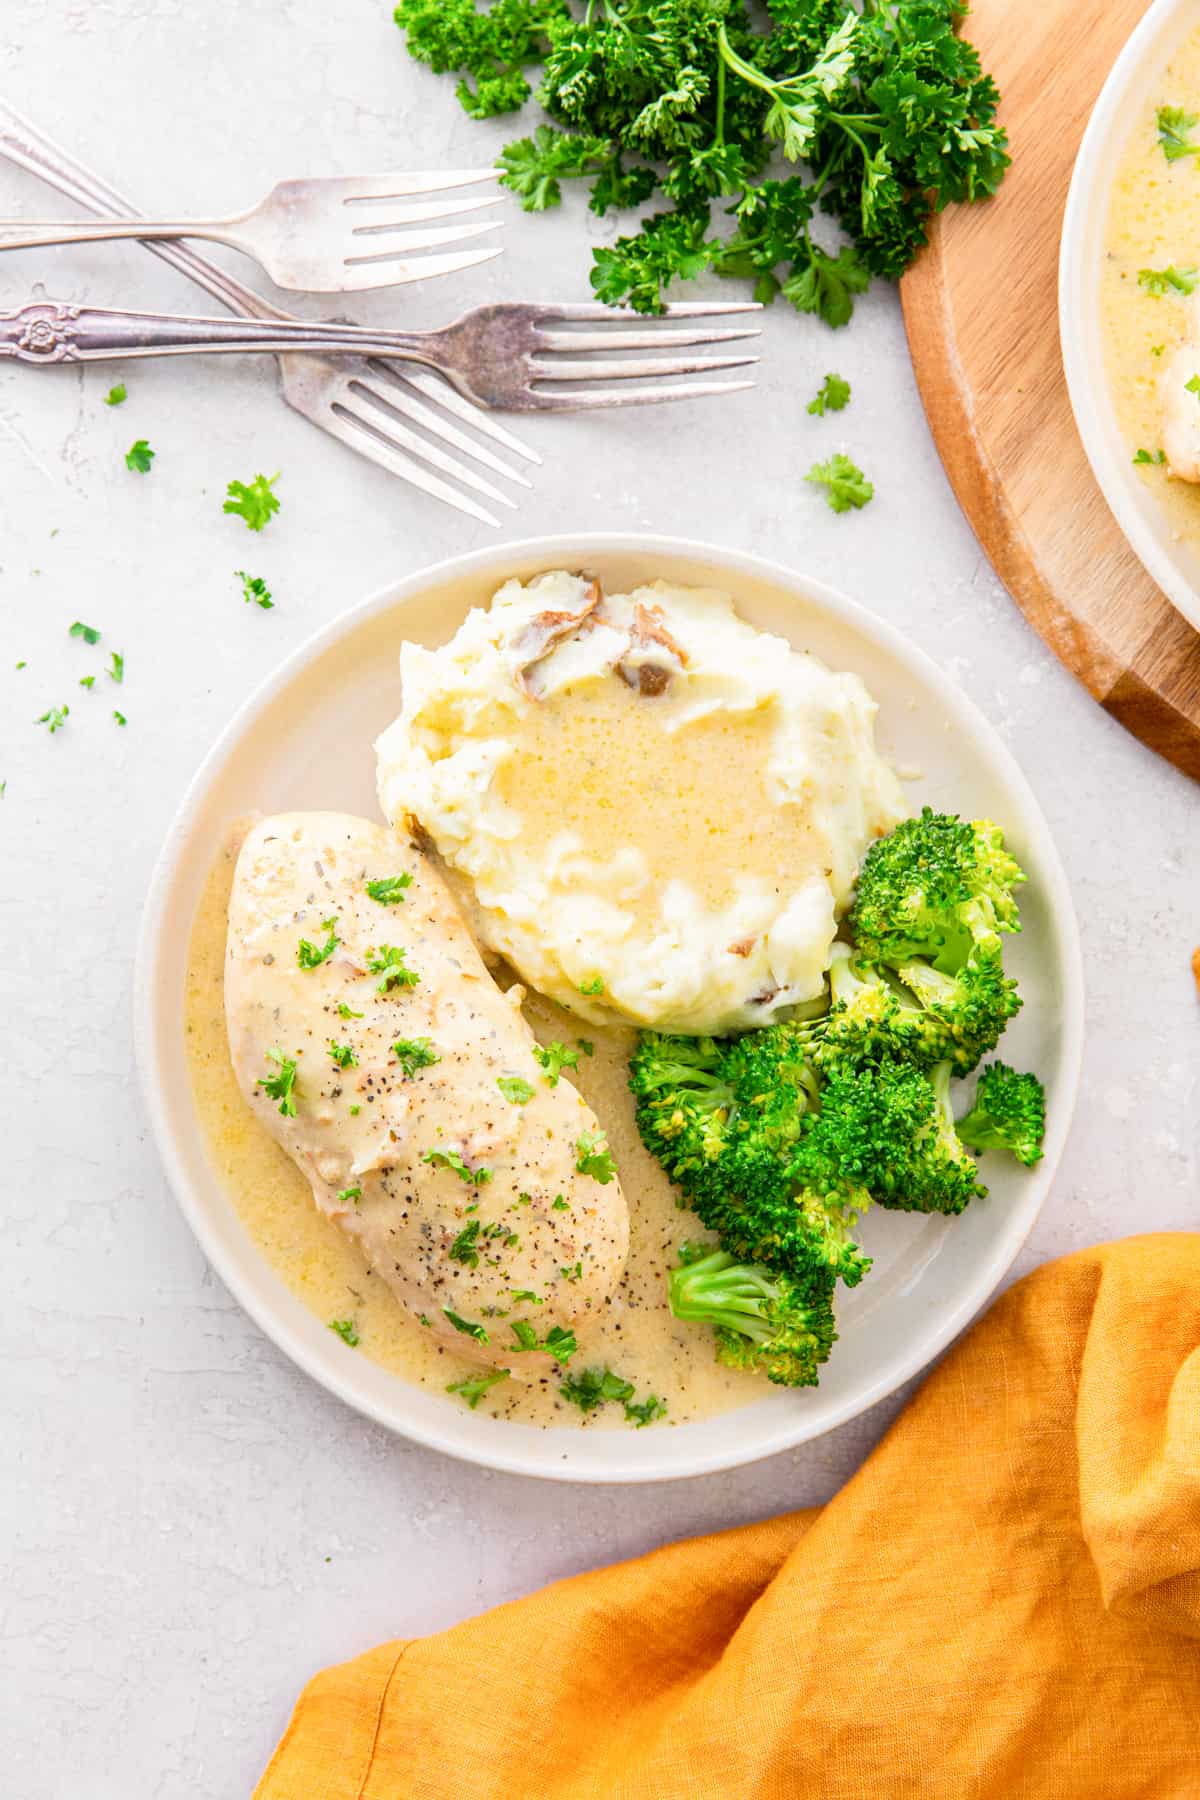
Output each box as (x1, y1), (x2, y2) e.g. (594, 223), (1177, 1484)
(0, 297), (435, 368)
(0, 218), (246, 251)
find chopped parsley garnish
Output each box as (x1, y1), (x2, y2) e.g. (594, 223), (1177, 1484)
(423, 1148), (492, 1185)
(551, 1195), (569, 1211)
(1151, 344), (1165, 356)
(349, 1104), (361, 1116)
(394, 1), (1009, 326)
(510, 1320), (576, 1363)
(237, 570), (274, 610)
(575, 1130), (617, 1184)
(393, 1036), (439, 1076)
(443, 1307), (489, 1344)
(112, 710), (127, 727)
(365, 873), (413, 905)
(559, 1365), (634, 1413)
(449, 1221), (482, 1267)
(446, 1369), (507, 1409)
(497, 1075), (535, 1105)
(257, 1047), (299, 1116)
(108, 651), (124, 684)
(337, 1002), (363, 1020)
(104, 383), (127, 406)
(1138, 264), (1199, 297)
(79, 675), (95, 690)
(544, 1325), (577, 1365)
(328, 1318), (359, 1347)
(15, 661), (26, 670)
(624, 1394), (668, 1428)
(1157, 105), (1200, 162)
(366, 944), (419, 991)
(560, 1260), (583, 1283)
(224, 471), (280, 531)
(511, 1288), (543, 1304)
(36, 705), (69, 733)
(806, 452), (874, 513)
(69, 620), (101, 644)
(579, 975), (605, 996)
(807, 372), (851, 416)
(336, 1186), (362, 1204)
(1133, 447), (1167, 465)
(125, 439), (154, 473)
(577, 1039), (595, 1057)
(1186, 375), (1200, 401)
(532, 1041), (578, 1085)
(297, 917), (339, 970)
(559, 1365), (667, 1426)
(328, 1040), (357, 1069)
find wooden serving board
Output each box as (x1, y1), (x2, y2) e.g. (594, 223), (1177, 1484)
(900, 0), (1200, 782)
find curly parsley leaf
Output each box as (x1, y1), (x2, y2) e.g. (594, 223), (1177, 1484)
(1157, 105), (1200, 162)
(807, 372), (851, 416)
(328, 1318), (359, 1347)
(297, 918), (340, 970)
(366, 944), (420, 991)
(443, 1306), (490, 1344)
(423, 1147), (492, 1185)
(497, 1075), (536, 1104)
(446, 1368), (508, 1408)
(69, 621), (101, 644)
(365, 873), (413, 905)
(533, 1041), (579, 1085)
(125, 439), (154, 474)
(104, 383), (127, 406)
(237, 570), (274, 609)
(328, 1040), (357, 1069)
(393, 1036), (439, 1077)
(35, 705), (69, 734)
(223, 471), (280, 531)
(805, 451), (874, 513)
(575, 1129), (617, 1184)
(257, 1047), (299, 1117)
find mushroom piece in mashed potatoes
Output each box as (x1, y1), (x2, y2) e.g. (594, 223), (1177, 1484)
(375, 572), (905, 1036)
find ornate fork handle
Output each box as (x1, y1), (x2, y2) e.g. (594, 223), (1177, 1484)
(0, 297), (436, 367)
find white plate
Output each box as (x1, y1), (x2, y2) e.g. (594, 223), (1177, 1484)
(1060, 0), (1200, 632)
(134, 534), (1083, 1483)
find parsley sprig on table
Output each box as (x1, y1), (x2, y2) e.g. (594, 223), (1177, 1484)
(224, 471), (280, 530)
(393, 0), (1009, 323)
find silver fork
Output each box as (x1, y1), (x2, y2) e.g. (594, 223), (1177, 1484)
(0, 172), (506, 293)
(0, 295), (762, 413)
(0, 103), (536, 528)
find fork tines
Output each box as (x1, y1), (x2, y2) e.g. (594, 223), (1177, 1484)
(338, 170), (505, 287)
(529, 300), (761, 410)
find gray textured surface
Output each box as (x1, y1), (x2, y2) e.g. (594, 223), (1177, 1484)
(1, 5), (1196, 1796)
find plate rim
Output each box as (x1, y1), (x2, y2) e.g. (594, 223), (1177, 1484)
(133, 531), (1085, 1484)
(1059, 0), (1200, 633)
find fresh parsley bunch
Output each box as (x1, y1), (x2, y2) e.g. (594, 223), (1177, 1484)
(393, 0), (1008, 323)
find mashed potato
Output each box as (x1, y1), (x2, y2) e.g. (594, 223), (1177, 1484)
(376, 572), (904, 1035)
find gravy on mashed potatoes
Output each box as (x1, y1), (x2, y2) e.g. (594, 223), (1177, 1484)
(375, 573), (904, 1036)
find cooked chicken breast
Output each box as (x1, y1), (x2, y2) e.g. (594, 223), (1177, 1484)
(1160, 296), (1200, 481)
(224, 812), (629, 1378)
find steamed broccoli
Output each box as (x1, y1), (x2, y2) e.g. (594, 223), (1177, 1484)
(668, 1245), (838, 1388)
(630, 1024), (870, 1287)
(891, 942), (1022, 1075)
(815, 1057), (985, 1216)
(956, 1062), (1046, 1167)
(849, 807), (1025, 971)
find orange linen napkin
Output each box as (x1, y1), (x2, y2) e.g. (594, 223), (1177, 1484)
(256, 1234), (1200, 1799)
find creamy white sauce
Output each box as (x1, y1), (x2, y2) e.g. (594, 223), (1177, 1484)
(186, 824), (769, 1429)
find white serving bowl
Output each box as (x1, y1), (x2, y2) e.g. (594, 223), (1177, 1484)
(1060, 0), (1200, 632)
(134, 534), (1083, 1483)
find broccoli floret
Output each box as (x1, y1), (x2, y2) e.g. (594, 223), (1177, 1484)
(891, 942), (1022, 1075)
(814, 1057), (984, 1216)
(668, 1245), (838, 1388)
(956, 1062), (1046, 1166)
(849, 807), (1026, 972)
(630, 1024), (869, 1288)
(808, 942), (940, 1068)
(628, 1033), (737, 1185)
